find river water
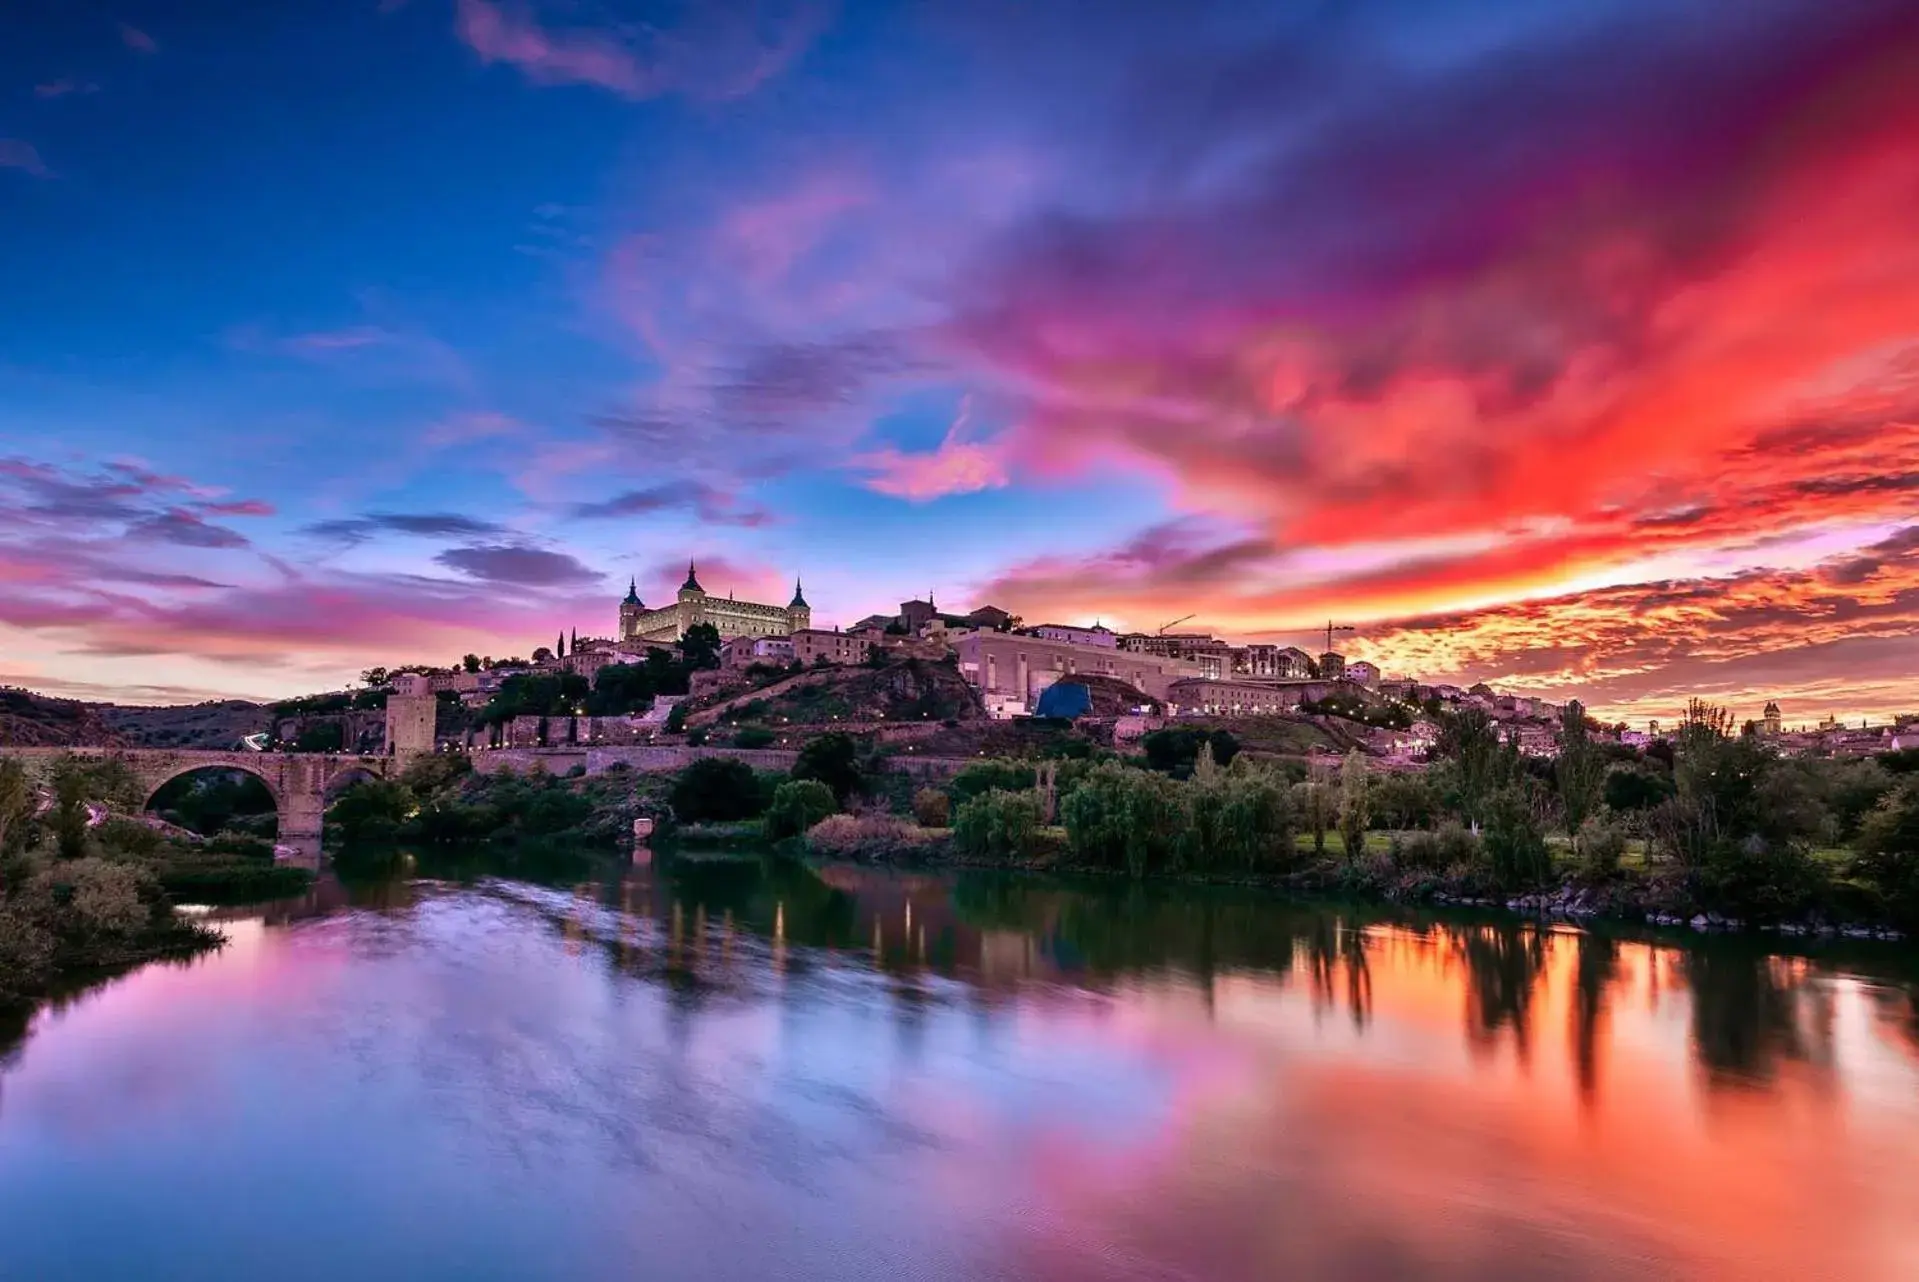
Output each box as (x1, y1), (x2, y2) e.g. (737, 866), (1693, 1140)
(3, 850), (1917, 1281)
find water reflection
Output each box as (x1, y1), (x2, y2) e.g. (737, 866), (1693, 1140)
(2, 849), (1917, 1281)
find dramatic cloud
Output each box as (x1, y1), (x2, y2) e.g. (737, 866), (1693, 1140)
(304, 512), (510, 546)
(852, 397), (1011, 500)
(435, 542), (601, 587)
(127, 511), (250, 550)
(568, 482), (771, 526)
(455, 0), (825, 100)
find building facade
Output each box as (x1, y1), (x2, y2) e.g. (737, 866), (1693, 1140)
(1165, 677), (1333, 716)
(791, 628), (870, 667)
(618, 564), (812, 645)
(1032, 622), (1118, 648)
(955, 630), (1199, 714)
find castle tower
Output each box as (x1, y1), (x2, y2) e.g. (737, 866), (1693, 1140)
(619, 578), (644, 642)
(786, 577), (812, 634)
(1763, 700), (1782, 736)
(677, 561), (706, 637)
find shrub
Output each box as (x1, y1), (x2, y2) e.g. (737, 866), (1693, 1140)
(327, 779), (417, 845)
(399, 753), (472, 793)
(1391, 821), (1479, 872)
(664, 702), (689, 734)
(206, 833), (276, 859)
(687, 727), (711, 746)
(1696, 838), (1829, 923)
(0, 911), (56, 1005)
(95, 817), (164, 858)
(1337, 752), (1370, 860)
(1141, 727), (1240, 778)
(792, 732), (863, 802)
(763, 779), (838, 841)
(1850, 780), (1919, 926)
(39, 858), (153, 938)
(1181, 763), (1296, 872)
(670, 758), (766, 824)
(1061, 763), (1184, 876)
(1574, 816), (1628, 879)
(804, 814), (939, 861)
(1368, 772), (1440, 830)
(912, 787), (952, 828)
(952, 789), (1044, 861)
(735, 726), (776, 749)
(1481, 787), (1552, 888)
(950, 759), (1038, 803)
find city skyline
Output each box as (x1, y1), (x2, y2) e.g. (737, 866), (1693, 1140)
(4, 1), (1917, 724)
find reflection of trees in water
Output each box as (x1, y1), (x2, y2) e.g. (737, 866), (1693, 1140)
(1867, 985), (1919, 1066)
(1304, 915), (1372, 1030)
(1681, 949), (1831, 1088)
(1455, 924), (1547, 1064)
(1572, 932), (1619, 1103)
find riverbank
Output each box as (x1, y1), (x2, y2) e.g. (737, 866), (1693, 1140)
(796, 819), (1912, 942)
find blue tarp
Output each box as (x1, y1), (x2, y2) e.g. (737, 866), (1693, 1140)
(1033, 681), (1093, 720)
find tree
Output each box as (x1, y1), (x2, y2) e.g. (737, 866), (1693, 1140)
(1338, 751), (1371, 858)
(51, 756), (96, 858)
(1059, 763), (1184, 876)
(532, 646), (554, 663)
(678, 623), (722, 671)
(462, 654), (482, 673)
(1435, 708), (1515, 829)
(1555, 700), (1606, 838)
(0, 757), (35, 866)
(361, 666), (389, 687)
(1141, 727), (1240, 778)
(953, 789), (1045, 860)
(670, 758), (765, 823)
(327, 779), (416, 845)
(664, 702), (689, 734)
(1853, 780), (1919, 926)
(1296, 772), (1335, 855)
(1482, 786), (1552, 887)
(763, 779), (837, 840)
(792, 732), (863, 802)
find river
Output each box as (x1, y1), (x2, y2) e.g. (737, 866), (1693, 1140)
(3, 849), (1917, 1281)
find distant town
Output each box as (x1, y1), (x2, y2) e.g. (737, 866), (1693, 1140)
(336, 561), (1914, 764)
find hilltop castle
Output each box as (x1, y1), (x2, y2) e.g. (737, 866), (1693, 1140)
(618, 562), (811, 645)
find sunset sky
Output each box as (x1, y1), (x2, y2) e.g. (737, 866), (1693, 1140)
(3, 0), (1916, 723)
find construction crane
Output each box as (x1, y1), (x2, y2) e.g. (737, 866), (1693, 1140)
(1273, 621), (1356, 654)
(1158, 613), (1197, 636)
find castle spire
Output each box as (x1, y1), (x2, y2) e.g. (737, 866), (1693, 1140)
(682, 560), (703, 592)
(790, 576), (808, 609)
(623, 577), (641, 606)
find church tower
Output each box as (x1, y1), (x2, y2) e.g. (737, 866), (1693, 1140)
(618, 578), (644, 642)
(786, 577), (812, 634)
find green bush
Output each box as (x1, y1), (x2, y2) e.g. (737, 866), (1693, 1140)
(1061, 763), (1184, 876)
(1696, 838), (1828, 923)
(950, 759), (1038, 803)
(912, 787), (952, 828)
(1851, 780), (1919, 926)
(763, 779), (838, 840)
(1140, 727), (1240, 779)
(1181, 763), (1296, 871)
(804, 814), (940, 861)
(327, 780), (417, 845)
(1391, 822), (1479, 872)
(1481, 787), (1552, 888)
(952, 789), (1044, 861)
(670, 758), (767, 823)
(792, 732), (864, 802)
(1574, 816), (1628, 879)
(735, 726), (776, 749)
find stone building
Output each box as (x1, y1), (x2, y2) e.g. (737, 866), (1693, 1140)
(791, 628), (870, 667)
(1032, 622), (1117, 648)
(1166, 677), (1331, 716)
(955, 629), (1199, 716)
(1763, 700), (1783, 735)
(618, 564), (811, 645)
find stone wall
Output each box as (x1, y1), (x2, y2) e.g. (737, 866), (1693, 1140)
(467, 744), (973, 781)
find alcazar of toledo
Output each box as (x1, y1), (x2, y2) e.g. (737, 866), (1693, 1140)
(618, 562), (811, 645)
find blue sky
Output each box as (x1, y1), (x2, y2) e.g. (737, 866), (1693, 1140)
(4, 0), (1918, 722)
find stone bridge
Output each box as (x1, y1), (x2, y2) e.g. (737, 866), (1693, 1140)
(8, 748), (390, 859)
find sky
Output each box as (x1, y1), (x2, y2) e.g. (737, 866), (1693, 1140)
(2, 0), (1916, 724)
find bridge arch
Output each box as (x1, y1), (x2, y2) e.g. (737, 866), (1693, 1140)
(143, 760), (286, 838)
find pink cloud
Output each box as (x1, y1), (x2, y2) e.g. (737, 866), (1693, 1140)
(853, 398), (1012, 501)
(0, 140), (49, 178)
(119, 24), (158, 55)
(454, 0), (823, 100)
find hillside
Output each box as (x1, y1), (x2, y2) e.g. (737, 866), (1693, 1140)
(692, 658), (986, 728)
(0, 688), (271, 750)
